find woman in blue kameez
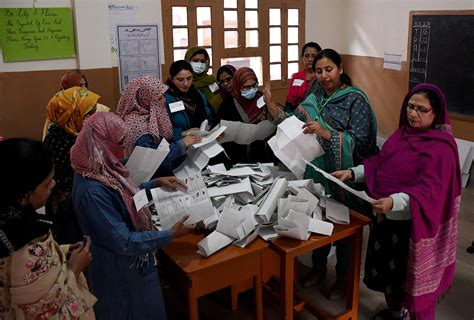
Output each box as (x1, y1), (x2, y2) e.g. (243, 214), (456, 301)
(265, 48), (378, 299)
(70, 112), (194, 319)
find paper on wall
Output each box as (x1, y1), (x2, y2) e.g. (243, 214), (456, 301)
(126, 140), (170, 184)
(304, 160), (376, 203)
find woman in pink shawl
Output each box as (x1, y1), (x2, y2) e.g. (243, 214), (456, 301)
(70, 113), (194, 319)
(332, 83), (462, 319)
(116, 76), (191, 177)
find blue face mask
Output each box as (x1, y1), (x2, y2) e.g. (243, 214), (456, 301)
(190, 62), (206, 74)
(241, 87), (258, 100)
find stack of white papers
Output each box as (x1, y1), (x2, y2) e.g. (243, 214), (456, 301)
(126, 140), (170, 184)
(220, 120), (276, 144)
(197, 207), (257, 256)
(268, 116), (325, 179)
(173, 141), (224, 179)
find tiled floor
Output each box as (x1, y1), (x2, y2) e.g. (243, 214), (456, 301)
(162, 181), (474, 319)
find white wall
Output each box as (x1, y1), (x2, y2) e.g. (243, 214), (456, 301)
(0, 0), (163, 72)
(306, 0), (474, 59)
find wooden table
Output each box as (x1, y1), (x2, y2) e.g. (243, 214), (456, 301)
(269, 211), (370, 320)
(159, 232), (268, 320)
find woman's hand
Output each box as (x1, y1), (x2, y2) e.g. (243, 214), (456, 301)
(171, 215), (195, 238)
(331, 170), (352, 182)
(182, 128), (200, 137)
(372, 197), (393, 214)
(68, 235), (92, 279)
(263, 81), (282, 118)
(302, 121), (331, 139)
(153, 176), (187, 192)
(183, 135), (202, 147)
(216, 132), (225, 142)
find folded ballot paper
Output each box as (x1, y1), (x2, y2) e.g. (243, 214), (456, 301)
(325, 197), (350, 224)
(126, 140), (170, 184)
(274, 210), (311, 241)
(197, 207), (257, 257)
(256, 177), (288, 223)
(269, 116), (325, 179)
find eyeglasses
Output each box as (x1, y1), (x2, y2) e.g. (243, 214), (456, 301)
(241, 82), (259, 92)
(406, 104), (432, 115)
(217, 76), (233, 86)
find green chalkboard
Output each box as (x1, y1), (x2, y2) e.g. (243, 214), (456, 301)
(0, 7), (76, 62)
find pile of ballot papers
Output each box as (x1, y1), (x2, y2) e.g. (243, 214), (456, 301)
(130, 118), (365, 257)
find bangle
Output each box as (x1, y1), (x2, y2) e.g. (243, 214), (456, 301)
(349, 169), (355, 182)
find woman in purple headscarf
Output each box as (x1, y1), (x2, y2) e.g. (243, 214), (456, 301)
(332, 83), (462, 320)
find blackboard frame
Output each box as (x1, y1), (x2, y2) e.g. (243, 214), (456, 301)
(407, 10), (474, 122)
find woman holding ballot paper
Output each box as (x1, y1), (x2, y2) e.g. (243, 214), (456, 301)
(219, 67), (275, 164)
(71, 112), (194, 320)
(264, 48), (378, 299)
(332, 83), (462, 320)
(116, 75), (191, 177)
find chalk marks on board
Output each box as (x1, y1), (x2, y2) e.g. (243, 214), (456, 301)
(409, 21), (431, 84)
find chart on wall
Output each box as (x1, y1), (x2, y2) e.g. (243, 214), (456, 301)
(117, 25), (161, 92)
(0, 7), (76, 62)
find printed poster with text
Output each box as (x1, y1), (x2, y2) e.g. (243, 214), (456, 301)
(0, 8), (76, 62)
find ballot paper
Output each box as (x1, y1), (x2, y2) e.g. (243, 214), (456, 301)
(173, 142), (224, 179)
(278, 196), (312, 221)
(455, 138), (473, 188)
(274, 210), (310, 241)
(325, 197), (350, 224)
(304, 160), (376, 203)
(133, 189), (149, 211)
(233, 226), (260, 248)
(192, 125), (227, 149)
(207, 177), (254, 198)
(269, 116), (325, 179)
(256, 178), (288, 222)
(308, 218), (334, 236)
(197, 230), (234, 257)
(258, 223), (279, 241)
(220, 120), (276, 145)
(296, 188), (323, 220)
(151, 173), (214, 230)
(216, 208), (256, 240)
(125, 140), (170, 184)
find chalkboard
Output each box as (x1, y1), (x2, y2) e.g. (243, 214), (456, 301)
(0, 8), (76, 62)
(408, 11), (474, 119)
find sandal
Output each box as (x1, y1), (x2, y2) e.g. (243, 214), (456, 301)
(372, 308), (409, 320)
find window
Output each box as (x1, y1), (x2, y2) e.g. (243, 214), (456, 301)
(162, 0), (305, 99)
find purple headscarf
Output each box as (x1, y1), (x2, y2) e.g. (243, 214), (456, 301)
(363, 83), (462, 319)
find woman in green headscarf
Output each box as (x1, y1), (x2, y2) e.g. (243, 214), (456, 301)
(185, 46), (222, 112)
(264, 48), (378, 299)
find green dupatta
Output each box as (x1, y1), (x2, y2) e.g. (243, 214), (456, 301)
(294, 86), (376, 206)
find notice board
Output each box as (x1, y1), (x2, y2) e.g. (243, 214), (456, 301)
(408, 11), (474, 120)
(0, 7), (76, 62)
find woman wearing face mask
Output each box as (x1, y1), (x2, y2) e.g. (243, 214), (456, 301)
(185, 46), (222, 113)
(264, 49), (378, 299)
(286, 42), (322, 111)
(218, 67), (275, 164)
(164, 60), (216, 142)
